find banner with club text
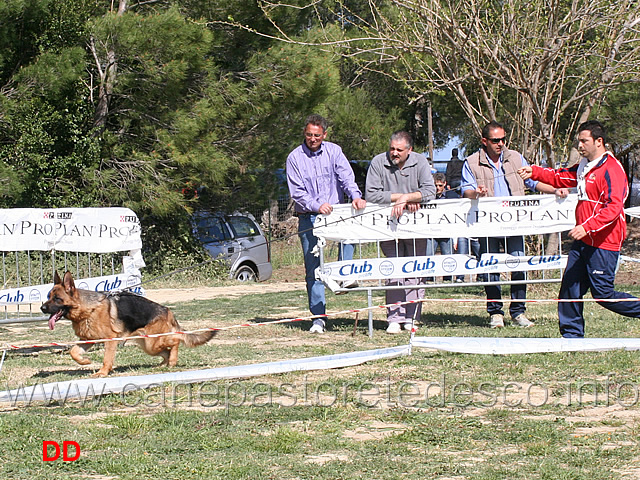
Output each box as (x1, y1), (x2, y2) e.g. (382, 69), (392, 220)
(318, 253), (566, 285)
(313, 194), (578, 242)
(0, 271), (144, 305)
(0, 208), (142, 253)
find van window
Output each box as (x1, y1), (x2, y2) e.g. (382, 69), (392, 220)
(227, 216), (259, 238)
(195, 216), (230, 242)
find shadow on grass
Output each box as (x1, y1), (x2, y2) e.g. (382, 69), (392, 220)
(32, 361), (167, 379)
(422, 312), (488, 328)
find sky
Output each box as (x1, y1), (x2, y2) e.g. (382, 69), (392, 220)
(433, 137), (463, 161)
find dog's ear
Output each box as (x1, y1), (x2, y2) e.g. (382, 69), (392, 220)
(53, 271), (62, 285)
(62, 271), (76, 295)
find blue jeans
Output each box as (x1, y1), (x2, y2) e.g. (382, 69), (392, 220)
(427, 238), (453, 256)
(337, 243), (354, 261)
(477, 236), (526, 318)
(427, 238), (453, 281)
(559, 241), (640, 338)
(457, 237), (481, 259)
(298, 214), (325, 324)
(298, 214), (354, 326)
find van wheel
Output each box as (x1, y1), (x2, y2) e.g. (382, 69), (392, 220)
(234, 265), (257, 282)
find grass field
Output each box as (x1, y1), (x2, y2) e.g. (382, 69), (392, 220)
(2, 261), (640, 479)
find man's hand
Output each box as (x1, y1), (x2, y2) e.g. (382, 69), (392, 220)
(352, 198), (366, 210)
(318, 202), (333, 215)
(518, 166), (533, 180)
(391, 194), (410, 218)
(474, 185), (488, 198)
(391, 202), (405, 219)
(406, 202), (420, 213)
(555, 188), (569, 198)
(568, 225), (587, 240)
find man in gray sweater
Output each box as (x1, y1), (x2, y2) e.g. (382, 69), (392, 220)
(365, 131), (436, 334)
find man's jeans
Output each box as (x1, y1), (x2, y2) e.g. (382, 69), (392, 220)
(298, 214), (354, 326)
(427, 238), (453, 281)
(477, 236), (526, 318)
(456, 237), (481, 281)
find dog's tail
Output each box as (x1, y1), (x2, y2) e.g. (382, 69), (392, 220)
(182, 330), (217, 347)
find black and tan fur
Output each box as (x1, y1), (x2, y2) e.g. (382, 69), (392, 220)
(41, 271), (215, 377)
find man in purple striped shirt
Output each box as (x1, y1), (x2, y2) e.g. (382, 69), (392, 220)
(286, 114), (366, 333)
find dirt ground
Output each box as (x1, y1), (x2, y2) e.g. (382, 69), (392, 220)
(144, 280), (306, 304)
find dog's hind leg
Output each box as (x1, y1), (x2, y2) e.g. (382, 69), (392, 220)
(70, 343), (94, 365)
(155, 343), (179, 368)
(168, 343), (179, 367)
(156, 349), (170, 367)
(93, 340), (117, 377)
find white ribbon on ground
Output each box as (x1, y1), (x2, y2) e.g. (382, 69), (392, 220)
(412, 336), (640, 354)
(0, 345), (409, 403)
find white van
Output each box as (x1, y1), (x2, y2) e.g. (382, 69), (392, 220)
(192, 212), (272, 282)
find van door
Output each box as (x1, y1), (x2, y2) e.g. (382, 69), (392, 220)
(225, 216), (268, 262)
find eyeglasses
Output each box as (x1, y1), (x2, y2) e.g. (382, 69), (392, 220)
(435, 183), (445, 187)
(305, 132), (324, 139)
(486, 137), (506, 144)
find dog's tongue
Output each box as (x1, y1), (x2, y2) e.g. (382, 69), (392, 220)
(48, 310), (64, 330)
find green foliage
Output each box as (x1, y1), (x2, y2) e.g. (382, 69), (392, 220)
(140, 212), (229, 284)
(0, 0), (425, 273)
(325, 88), (403, 159)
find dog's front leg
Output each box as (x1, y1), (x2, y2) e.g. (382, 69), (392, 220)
(70, 343), (93, 365)
(93, 340), (117, 377)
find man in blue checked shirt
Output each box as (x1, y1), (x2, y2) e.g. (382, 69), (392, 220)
(286, 114), (366, 333)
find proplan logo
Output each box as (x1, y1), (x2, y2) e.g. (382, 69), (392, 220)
(43, 211), (73, 220)
(501, 199), (541, 208)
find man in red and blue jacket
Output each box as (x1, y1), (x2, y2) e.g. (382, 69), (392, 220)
(519, 120), (640, 337)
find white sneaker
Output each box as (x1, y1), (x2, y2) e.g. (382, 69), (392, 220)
(512, 314), (534, 328)
(403, 323), (416, 331)
(336, 279), (359, 295)
(489, 314), (505, 328)
(340, 279), (359, 289)
(309, 323), (325, 334)
(386, 322), (402, 334)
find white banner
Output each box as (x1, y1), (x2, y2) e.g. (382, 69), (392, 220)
(0, 208), (142, 253)
(0, 272), (144, 305)
(318, 253), (567, 283)
(626, 206), (640, 219)
(314, 194), (578, 242)
(412, 337), (640, 355)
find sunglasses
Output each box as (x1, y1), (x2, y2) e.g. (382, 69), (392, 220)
(486, 137), (506, 144)
(435, 183), (445, 187)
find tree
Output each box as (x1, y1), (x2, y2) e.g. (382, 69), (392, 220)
(239, 0), (640, 165)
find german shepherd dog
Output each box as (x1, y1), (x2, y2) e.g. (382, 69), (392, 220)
(41, 271), (216, 377)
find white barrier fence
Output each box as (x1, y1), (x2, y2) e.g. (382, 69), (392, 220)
(314, 194), (577, 335)
(0, 208), (145, 324)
